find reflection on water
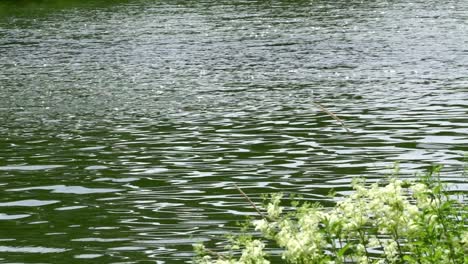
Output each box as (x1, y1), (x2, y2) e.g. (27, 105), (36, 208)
(0, 0), (467, 263)
(0, 200), (60, 207)
(0, 246), (69, 253)
(8, 185), (122, 194)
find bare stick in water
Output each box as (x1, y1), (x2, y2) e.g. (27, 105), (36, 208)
(234, 184), (266, 219)
(313, 102), (351, 133)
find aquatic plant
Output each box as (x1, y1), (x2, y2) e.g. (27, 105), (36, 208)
(194, 166), (467, 264)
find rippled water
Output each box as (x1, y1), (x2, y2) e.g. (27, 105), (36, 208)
(0, 0), (467, 263)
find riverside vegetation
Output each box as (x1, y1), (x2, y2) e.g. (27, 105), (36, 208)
(194, 165), (467, 264)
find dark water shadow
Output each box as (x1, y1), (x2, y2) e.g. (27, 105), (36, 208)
(0, 0), (132, 19)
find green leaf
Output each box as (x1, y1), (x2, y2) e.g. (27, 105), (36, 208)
(337, 243), (352, 258)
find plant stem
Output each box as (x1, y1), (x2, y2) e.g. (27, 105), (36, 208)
(313, 102), (351, 133)
(234, 184), (267, 219)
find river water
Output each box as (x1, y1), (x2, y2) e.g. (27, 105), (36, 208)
(0, 0), (467, 263)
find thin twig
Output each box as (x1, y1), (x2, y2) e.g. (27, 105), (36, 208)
(234, 184), (266, 219)
(203, 247), (225, 258)
(313, 102), (351, 133)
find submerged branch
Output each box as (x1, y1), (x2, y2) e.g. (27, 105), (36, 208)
(313, 102), (351, 133)
(234, 184), (266, 219)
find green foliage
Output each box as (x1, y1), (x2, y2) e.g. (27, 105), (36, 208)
(194, 167), (467, 264)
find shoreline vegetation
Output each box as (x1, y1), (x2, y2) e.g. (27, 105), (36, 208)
(194, 165), (467, 264)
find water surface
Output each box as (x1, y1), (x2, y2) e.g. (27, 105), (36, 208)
(0, 0), (467, 263)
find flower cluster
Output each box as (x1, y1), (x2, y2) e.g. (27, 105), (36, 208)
(195, 168), (467, 264)
(194, 240), (269, 264)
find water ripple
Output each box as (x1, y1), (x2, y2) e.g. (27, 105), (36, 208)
(0, 200), (60, 207)
(0, 165), (65, 171)
(0, 0), (466, 263)
(0, 246), (68, 253)
(7, 185), (123, 194)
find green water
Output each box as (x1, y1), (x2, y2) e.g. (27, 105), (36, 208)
(0, 0), (467, 263)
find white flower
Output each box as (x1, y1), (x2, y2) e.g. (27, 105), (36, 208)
(253, 219), (269, 233)
(357, 255), (369, 264)
(411, 183), (429, 196)
(239, 240), (270, 264)
(266, 194), (283, 219)
(368, 237), (381, 248)
(383, 240), (399, 263)
(461, 230), (468, 245)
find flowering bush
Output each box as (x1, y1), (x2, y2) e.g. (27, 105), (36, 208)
(194, 166), (467, 264)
